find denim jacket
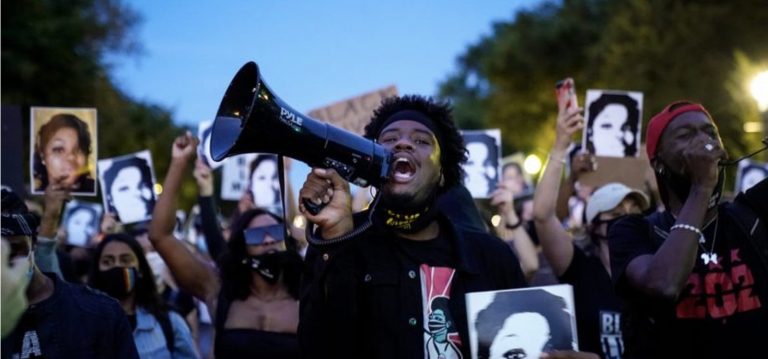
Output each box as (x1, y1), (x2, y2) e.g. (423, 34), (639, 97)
(133, 307), (199, 359)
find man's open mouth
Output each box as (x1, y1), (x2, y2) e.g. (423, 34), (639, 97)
(392, 157), (416, 182)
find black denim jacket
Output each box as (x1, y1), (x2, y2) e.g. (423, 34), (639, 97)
(299, 212), (526, 359)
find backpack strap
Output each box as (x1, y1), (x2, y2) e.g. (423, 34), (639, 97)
(156, 310), (176, 354)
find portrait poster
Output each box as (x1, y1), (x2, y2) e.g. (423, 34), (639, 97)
(248, 154), (283, 215)
(582, 90), (643, 158)
(30, 106), (98, 196)
(461, 129), (501, 199)
(220, 153), (257, 201)
(197, 119), (225, 170)
(97, 150), (157, 224)
(60, 200), (103, 247)
(735, 159), (768, 193)
(466, 284), (578, 359)
(174, 209), (187, 241)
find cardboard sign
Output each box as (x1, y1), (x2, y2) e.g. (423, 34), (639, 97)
(30, 107), (98, 196)
(582, 90), (643, 158)
(307, 85), (398, 135)
(97, 150), (157, 224)
(462, 129), (502, 198)
(466, 284), (578, 359)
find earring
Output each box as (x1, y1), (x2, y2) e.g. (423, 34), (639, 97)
(439, 173), (445, 187)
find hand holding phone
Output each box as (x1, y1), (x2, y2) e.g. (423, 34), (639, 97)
(555, 77), (579, 111)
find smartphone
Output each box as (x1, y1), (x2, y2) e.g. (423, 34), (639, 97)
(555, 77), (578, 110)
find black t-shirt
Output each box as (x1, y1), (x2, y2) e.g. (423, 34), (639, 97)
(397, 232), (457, 267)
(610, 207), (768, 358)
(398, 233), (464, 359)
(560, 245), (623, 359)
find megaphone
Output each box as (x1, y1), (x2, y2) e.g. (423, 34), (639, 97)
(210, 62), (391, 212)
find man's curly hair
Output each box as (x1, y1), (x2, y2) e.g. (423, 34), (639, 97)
(364, 95), (467, 190)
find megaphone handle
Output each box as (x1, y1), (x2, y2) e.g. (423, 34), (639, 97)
(302, 198), (326, 216)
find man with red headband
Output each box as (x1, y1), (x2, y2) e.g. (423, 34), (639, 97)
(608, 101), (768, 358)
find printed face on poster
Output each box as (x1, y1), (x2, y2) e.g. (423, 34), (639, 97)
(60, 200), (102, 247)
(461, 129), (501, 199)
(197, 120), (225, 170)
(249, 154), (283, 214)
(466, 284), (578, 359)
(735, 159), (768, 193)
(97, 150), (157, 224)
(582, 90), (643, 158)
(30, 107), (98, 196)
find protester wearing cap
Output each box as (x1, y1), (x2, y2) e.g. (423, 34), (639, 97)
(533, 92), (649, 358)
(298, 95), (527, 358)
(1, 188), (139, 358)
(609, 101), (768, 358)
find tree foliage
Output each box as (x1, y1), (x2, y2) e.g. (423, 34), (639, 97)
(440, 0), (768, 162)
(2, 0), (196, 213)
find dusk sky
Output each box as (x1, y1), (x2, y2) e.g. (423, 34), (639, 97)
(111, 0), (539, 126)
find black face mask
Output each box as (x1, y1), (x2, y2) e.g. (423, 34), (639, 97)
(244, 251), (284, 284)
(661, 163), (725, 209)
(94, 267), (138, 300)
(374, 187), (441, 234)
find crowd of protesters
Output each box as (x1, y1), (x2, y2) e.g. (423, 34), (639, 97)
(2, 91), (767, 359)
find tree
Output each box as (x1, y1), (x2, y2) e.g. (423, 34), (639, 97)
(2, 0), (197, 214)
(440, 0), (768, 166)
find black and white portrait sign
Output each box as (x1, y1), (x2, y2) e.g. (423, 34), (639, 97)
(466, 284), (578, 359)
(220, 153), (257, 201)
(197, 119), (225, 170)
(249, 154), (283, 215)
(461, 129), (501, 199)
(97, 150), (157, 224)
(60, 200), (102, 247)
(582, 90), (643, 158)
(735, 159), (768, 193)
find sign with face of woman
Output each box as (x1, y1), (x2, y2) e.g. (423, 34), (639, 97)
(735, 159), (768, 194)
(30, 107), (98, 196)
(461, 129), (502, 199)
(60, 200), (103, 247)
(582, 91), (643, 158)
(197, 119), (225, 170)
(466, 284), (578, 359)
(97, 150), (157, 224)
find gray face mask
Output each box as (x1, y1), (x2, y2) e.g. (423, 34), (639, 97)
(2, 247), (33, 337)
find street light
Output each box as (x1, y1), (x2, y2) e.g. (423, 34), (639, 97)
(751, 70), (768, 137)
(750, 71), (768, 111)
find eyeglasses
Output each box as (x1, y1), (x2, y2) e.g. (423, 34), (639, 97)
(243, 224), (285, 246)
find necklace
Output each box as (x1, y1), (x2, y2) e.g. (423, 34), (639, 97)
(698, 217), (719, 265)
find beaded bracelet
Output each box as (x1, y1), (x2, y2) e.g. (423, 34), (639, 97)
(670, 223), (705, 244)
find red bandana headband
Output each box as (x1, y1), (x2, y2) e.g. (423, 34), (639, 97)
(645, 101), (712, 161)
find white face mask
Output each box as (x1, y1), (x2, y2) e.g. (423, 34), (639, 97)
(145, 251), (167, 291)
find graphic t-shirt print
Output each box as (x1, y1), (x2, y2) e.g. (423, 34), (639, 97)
(420, 265), (462, 359)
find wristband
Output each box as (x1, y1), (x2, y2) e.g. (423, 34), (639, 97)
(505, 219), (523, 230)
(670, 223), (705, 244)
(548, 154), (566, 165)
